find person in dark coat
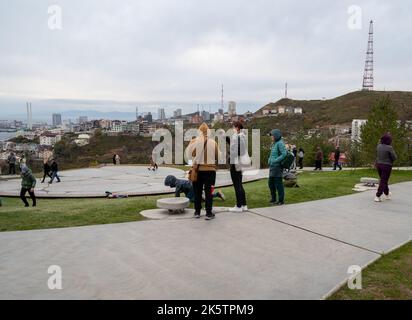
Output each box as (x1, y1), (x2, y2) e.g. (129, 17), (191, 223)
(333, 146), (342, 170)
(7, 152), (17, 175)
(375, 133), (397, 202)
(297, 148), (304, 169)
(49, 159), (61, 184)
(41, 159), (52, 183)
(20, 165), (36, 207)
(314, 147), (323, 171)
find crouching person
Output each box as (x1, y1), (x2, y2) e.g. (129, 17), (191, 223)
(20, 165), (37, 207)
(165, 175), (195, 202)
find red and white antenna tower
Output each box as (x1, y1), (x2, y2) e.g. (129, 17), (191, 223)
(362, 20), (374, 90)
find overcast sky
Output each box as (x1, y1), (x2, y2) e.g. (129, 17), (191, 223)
(0, 0), (411, 118)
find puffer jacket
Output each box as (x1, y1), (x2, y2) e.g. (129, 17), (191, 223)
(164, 175), (194, 201)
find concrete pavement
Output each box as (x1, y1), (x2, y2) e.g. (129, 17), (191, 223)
(0, 182), (411, 299)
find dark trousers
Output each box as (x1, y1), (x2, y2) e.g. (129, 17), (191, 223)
(268, 177), (284, 203)
(193, 171), (216, 215)
(333, 161), (342, 170)
(9, 164), (16, 175)
(298, 158), (303, 169)
(20, 188), (36, 207)
(230, 166), (246, 208)
(376, 163), (392, 197)
(41, 171), (52, 183)
(315, 160), (322, 170)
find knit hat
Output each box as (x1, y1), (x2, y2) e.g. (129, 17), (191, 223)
(380, 133), (392, 145)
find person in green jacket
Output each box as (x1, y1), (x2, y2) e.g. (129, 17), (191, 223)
(268, 129), (287, 205)
(20, 165), (37, 207)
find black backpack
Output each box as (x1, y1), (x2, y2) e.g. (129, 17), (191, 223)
(277, 144), (295, 170)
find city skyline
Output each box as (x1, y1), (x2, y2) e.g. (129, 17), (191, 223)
(1, 0), (411, 118)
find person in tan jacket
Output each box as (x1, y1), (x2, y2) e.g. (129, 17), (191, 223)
(187, 123), (220, 220)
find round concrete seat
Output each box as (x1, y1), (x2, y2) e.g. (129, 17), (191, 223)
(157, 197), (190, 213)
(360, 177), (379, 184)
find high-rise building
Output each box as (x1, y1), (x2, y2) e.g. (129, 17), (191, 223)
(228, 101), (237, 116)
(145, 112), (153, 123)
(79, 116), (88, 124)
(351, 119), (368, 142)
(52, 113), (62, 127)
(173, 108), (182, 118)
(158, 108), (166, 120)
(26, 102), (33, 130)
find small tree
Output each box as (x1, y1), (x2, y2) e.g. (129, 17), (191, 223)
(360, 96), (408, 166)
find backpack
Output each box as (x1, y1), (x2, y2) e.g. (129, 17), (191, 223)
(277, 144), (295, 170)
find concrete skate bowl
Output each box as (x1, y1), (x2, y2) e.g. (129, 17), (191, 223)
(0, 165), (267, 198)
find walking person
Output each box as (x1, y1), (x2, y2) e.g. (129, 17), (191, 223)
(229, 122), (248, 213)
(314, 147), (323, 171)
(298, 148), (304, 169)
(7, 152), (17, 175)
(41, 159), (52, 183)
(49, 159), (61, 184)
(187, 123), (219, 220)
(20, 165), (36, 207)
(333, 146), (342, 170)
(268, 129), (287, 205)
(374, 133), (397, 202)
(292, 146), (298, 170)
(112, 154), (117, 165)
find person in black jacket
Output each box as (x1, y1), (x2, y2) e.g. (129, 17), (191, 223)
(49, 159), (61, 184)
(333, 146), (342, 171)
(41, 159), (52, 183)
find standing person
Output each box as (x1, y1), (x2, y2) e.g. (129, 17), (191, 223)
(49, 159), (61, 184)
(112, 154), (117, 165)
(314, 147), (323, 171)
(7, 152), (17, 175)
(115, 154), (121, 165)
(375, 133), (397, 202)
(229, 122), (248, 213)
(298, 148), (304, 169)
(333, 146), (342, 171)
(20, 165), (36, 207)
(41, 159), (52, 183)
(292, 146), (298, 170)
(268, 129), (287, 205)
(187, 123), (219, 220)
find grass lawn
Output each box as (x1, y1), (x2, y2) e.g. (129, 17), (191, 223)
(0, 169), (411, 232)
(329, 241), (412, 300)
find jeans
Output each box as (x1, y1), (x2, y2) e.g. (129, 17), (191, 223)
(268, 177), (284, 203)
(50, 171), (61, 183)
(376, 163), (392, 197)
(230, 165), (246, 208)
(315, 160), (322, 170)
(193, 171), (216, 215)
(20, 188), (36, 207)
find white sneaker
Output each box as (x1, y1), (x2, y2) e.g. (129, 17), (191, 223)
(242, 206), (249, 212)
(229, 206), (243, 213)
(384, 192), (392, 200)
(374, 196), (382, 202)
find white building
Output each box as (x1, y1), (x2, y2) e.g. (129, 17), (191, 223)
(294, 107), (303, 114)
(351, 119), (368, 142)
(228, 101), (237, 116)
(40, 133), (61, 146)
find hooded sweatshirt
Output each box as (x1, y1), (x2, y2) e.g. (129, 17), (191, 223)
(187, 123), (220, 171)
(21, 166), (37, 189)
(376, 134), (397, 166)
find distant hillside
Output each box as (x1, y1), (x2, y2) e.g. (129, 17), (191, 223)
(256, 91), (412, 125)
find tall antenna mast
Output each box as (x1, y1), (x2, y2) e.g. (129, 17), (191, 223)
(362, 20), (374, 90)
(285, 82), (288, 98)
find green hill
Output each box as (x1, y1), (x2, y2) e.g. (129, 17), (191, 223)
(256, 90), (412, 125)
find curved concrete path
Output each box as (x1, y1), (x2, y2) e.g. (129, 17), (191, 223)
(0, 166), (267, 198)
(0, 182), (411, 300)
